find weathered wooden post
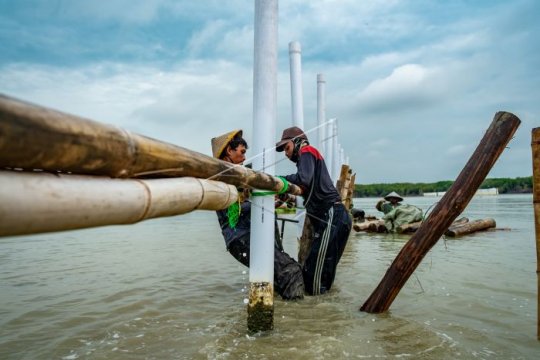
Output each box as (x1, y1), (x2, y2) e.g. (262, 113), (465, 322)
(360, 111), (520, 313)
(532, 127), (540, 340)
(248, 0), (278, 332)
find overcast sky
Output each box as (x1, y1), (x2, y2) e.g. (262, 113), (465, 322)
(1, 0), (538, 184)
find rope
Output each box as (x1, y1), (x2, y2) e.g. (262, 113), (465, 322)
(227, 199), (241, 228)
(251, 176), (289, 197)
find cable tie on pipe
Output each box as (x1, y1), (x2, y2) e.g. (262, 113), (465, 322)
(276, 176), (289, 194)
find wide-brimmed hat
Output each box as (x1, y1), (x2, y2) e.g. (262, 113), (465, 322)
(211, 129), (243, 159)
(384, 191), (403, 202)
(275, 126), (307, 152)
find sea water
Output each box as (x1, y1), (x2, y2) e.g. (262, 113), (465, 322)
(0, 194), (538, 359)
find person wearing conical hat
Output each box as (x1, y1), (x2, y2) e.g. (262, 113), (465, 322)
(376, 191), (423, 232)
(275, 126), (352, 296)
(211, 130), (304, 300)
(211, 129), (247, 164)
(376, 191), (403, 215)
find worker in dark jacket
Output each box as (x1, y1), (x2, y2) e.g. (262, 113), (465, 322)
(211, 129), (304, 300)
(276, 126), (352, 295)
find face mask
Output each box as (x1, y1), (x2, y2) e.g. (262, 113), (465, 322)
(290, 138), (306, 163)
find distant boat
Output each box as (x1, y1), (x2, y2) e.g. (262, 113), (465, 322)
(423, 187), (499, 197)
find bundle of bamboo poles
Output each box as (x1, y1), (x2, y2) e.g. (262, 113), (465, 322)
(0, 94), (302, 237)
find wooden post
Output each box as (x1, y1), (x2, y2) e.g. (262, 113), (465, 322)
(336, 164), (350, 199)
(336, 164), (355, 211)
(0, 94), (301, 196)
(360, 112), (520, 313)
(346, 173), (356, 211)
(531, 127), (540, 340)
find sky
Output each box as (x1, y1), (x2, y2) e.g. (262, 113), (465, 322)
(0, 0), (538, 184)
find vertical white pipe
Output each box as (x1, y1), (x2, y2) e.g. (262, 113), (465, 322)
(249, 0), (277, 332)
(333, 119), (340, 180)
(289, 41), (304, 129)
(288, 40), (306, 240)
(326, 118), (334, 180)
(340, 146), (345, 169)
(317, 74), (326, 155)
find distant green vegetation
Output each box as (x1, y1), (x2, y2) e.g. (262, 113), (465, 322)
(354, 176), (533, 198)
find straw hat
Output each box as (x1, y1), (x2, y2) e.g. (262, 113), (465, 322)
(211, 129), (243, 159)
(276, 126), (307, 152)
(384, 191), (403, 202)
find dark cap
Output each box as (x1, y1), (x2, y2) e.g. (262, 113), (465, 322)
(275, 126), (307, 152)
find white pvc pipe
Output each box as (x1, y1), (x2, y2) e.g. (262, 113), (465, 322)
(317, 74), (326, 155)
(288, 40), (306, 240)
(333, 120), (340, 180)
(251, 0), (277, 286)
(326, 118), (334, 180)
(289, 41), (304, 129)
(0, 170), (237, 237)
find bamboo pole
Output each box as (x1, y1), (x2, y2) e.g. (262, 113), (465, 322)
(0, 170), (237, 237)
(0, 94), (301, 196)
(532, 127), (540, 340)
(360, 111), (520, 313)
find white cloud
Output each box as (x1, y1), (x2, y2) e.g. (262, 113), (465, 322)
(356, 64), (441, 113)
(0, 60), (253, 157)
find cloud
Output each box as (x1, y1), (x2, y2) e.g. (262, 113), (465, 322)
(0, 0), (537, 184)
(355, 64), (441, 114)
(0, 60), (254, 157)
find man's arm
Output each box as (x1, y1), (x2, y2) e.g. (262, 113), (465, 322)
(284, 152), (315, 188)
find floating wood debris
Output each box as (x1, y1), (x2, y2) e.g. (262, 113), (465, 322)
(352, 216), (498, 237)
(444, 218), (496, 237)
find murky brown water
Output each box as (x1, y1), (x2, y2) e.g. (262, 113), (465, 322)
(1, 194), (538, 359)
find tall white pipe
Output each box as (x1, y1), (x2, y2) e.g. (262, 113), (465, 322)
(289, 41), (304, 129)
(288, 40), (306, 240)
(317, 74), (326, 155)
(249, 0), (277, 332)
(333, 120), (340, 180)
(326, 118), (334, 180)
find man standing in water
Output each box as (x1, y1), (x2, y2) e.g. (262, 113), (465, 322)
(211, 129), (304, 300)
(276, 126), (352, 295)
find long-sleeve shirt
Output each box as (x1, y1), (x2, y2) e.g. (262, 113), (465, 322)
(216, 200), (251, 248)
(284, 145), (341, 218)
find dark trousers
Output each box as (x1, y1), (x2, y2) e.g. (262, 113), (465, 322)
(303, 203), (352, 295)
(227, 233), (304, 300)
